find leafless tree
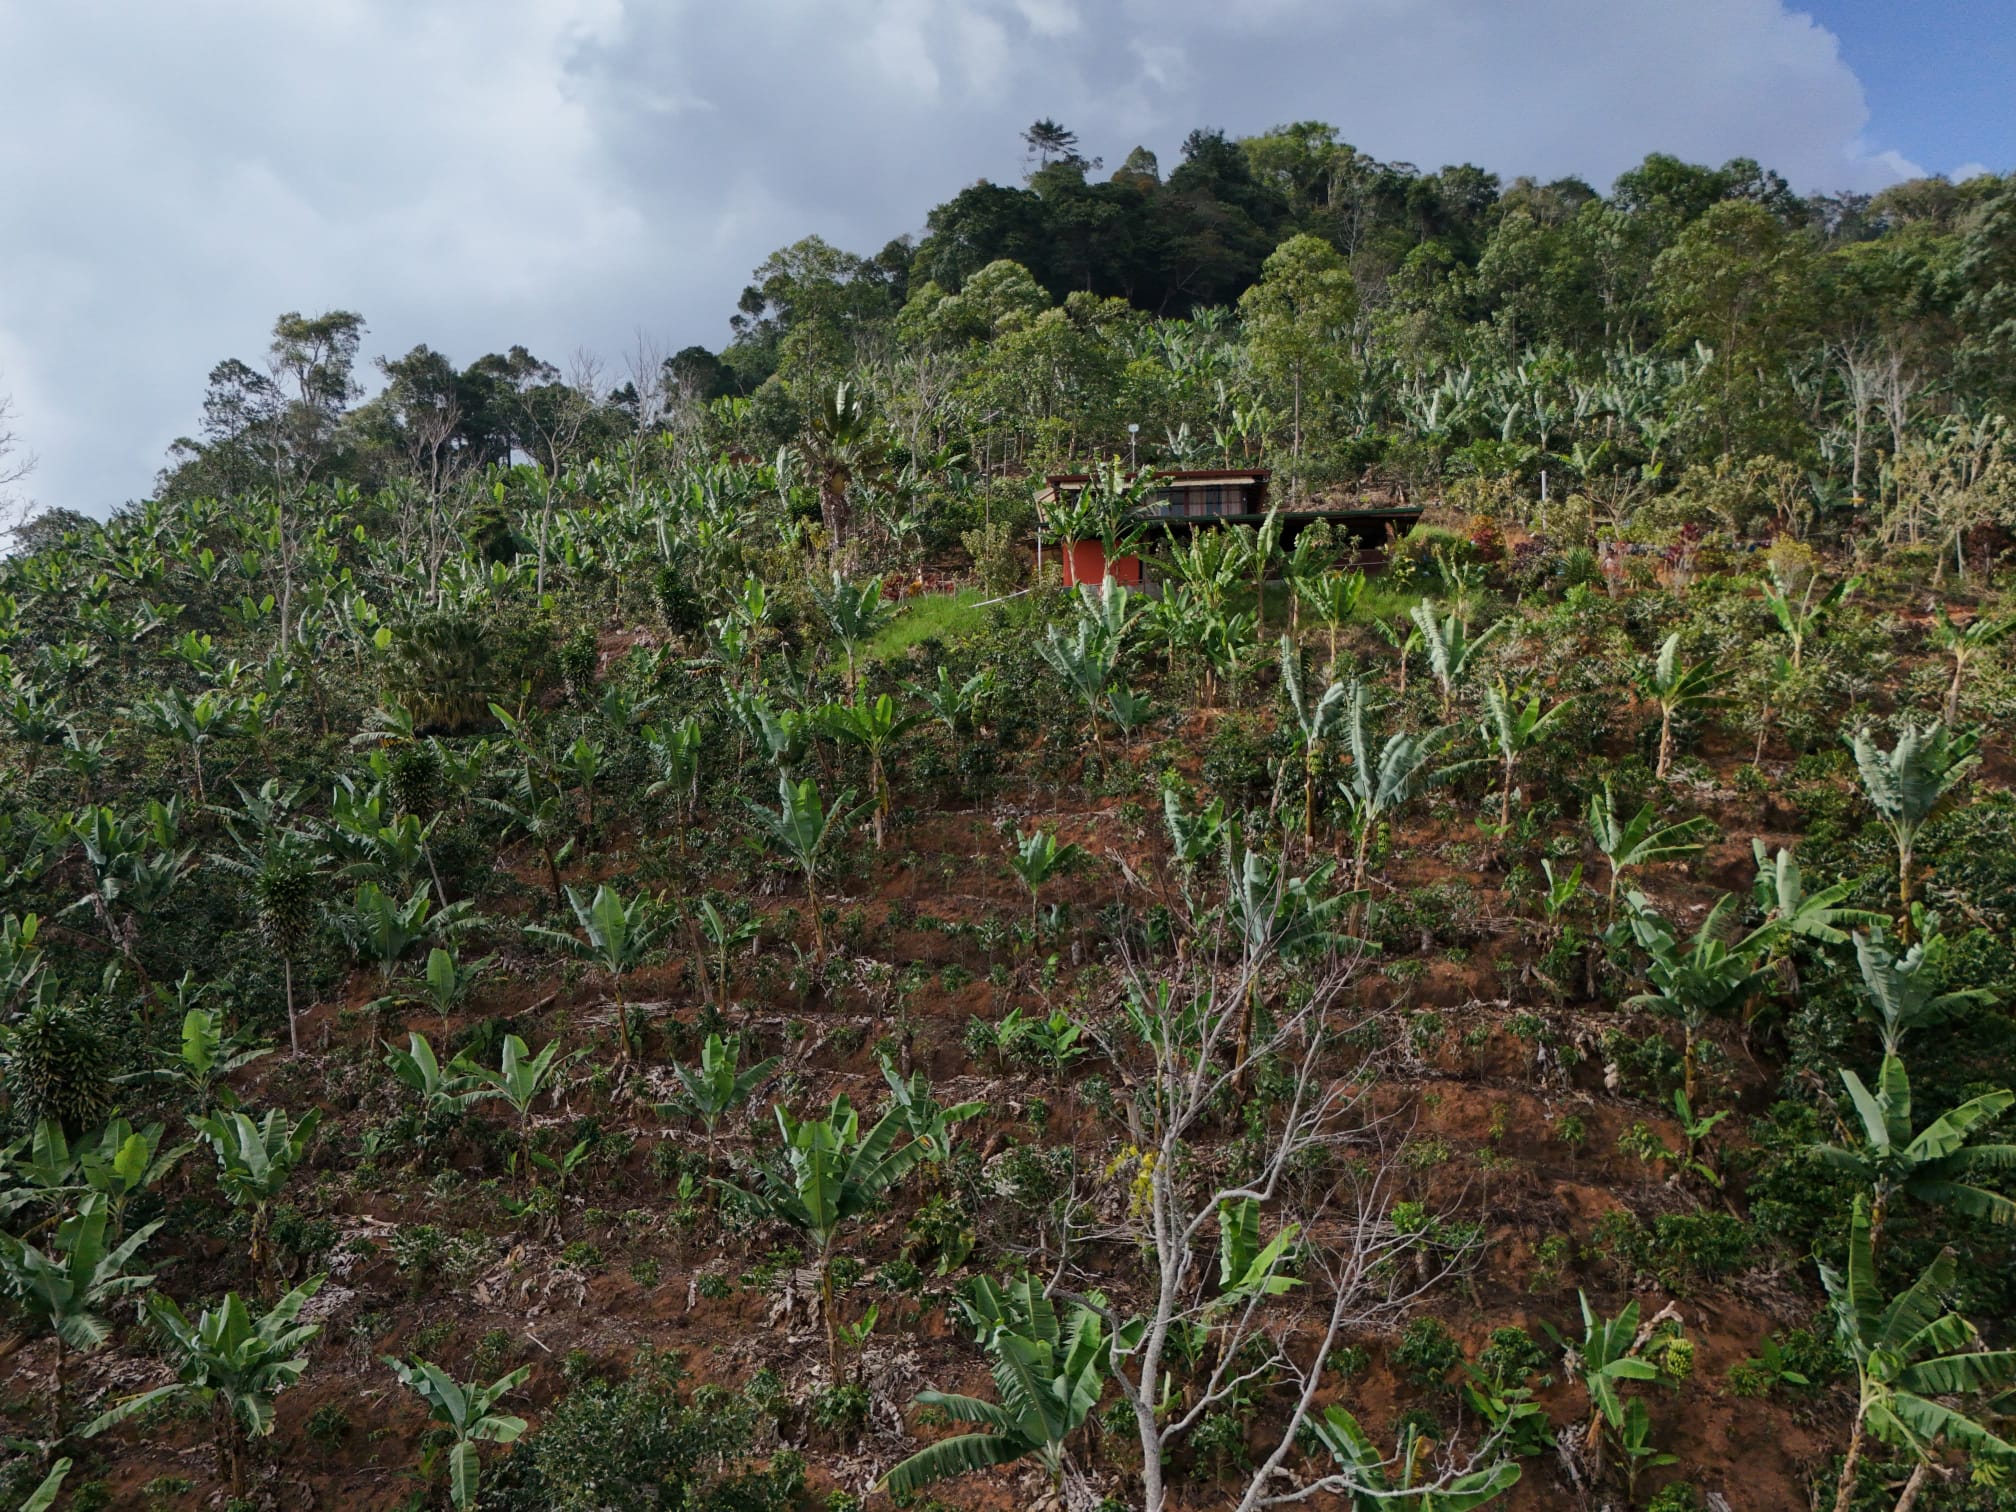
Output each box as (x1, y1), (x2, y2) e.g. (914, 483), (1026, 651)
(1035, 932), (1516, 1512)
(0, 379), (40, 537)
(623, 330), (673, 439)
(528, 350), (607, 595)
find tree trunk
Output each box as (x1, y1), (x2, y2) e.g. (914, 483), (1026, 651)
(1893, 1461), (1932, 1512)
(284, 955), (298, 1056)
(1832, 1407), (1867, 1512)
(51, 1335), (66, 1441)
(821, 1254), (839, 1377)
(806, 873), (826, 958)
(1657, 709), (1674, 778)
(1945, 658), (1965, 725)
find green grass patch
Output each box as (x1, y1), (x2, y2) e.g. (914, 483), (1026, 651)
(863, 586), (994, 662)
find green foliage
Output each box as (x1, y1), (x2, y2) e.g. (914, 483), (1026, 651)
(481, 1350), (800, 1512)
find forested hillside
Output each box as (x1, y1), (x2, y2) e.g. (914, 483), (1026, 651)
(2, 122), (2015, 1512)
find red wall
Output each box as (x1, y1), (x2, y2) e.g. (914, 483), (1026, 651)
(1060, 541), (1141, 587)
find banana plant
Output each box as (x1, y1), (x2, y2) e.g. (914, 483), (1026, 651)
(0, 1196), (160, 1437)
(476, 788), (576, 909)
(526, 884), (666, 1063)
(1279, 635), (1348, 842)
(384, 1032), (483, 1121)
(1373, 614), (1421, 697)
(640, 716), (704, 867)
(1548, 1293), (1660, 1473)
(812, 572), (896, 689)
(1007, 828), (1085, 931)
(656, 1032), (778, 1163)
(1585, 782), (1713, 917)
(908, 665), (993, 738)
(817, 693), (923, 849)
(1929, 605), (2015, 723)
(1215, 1196), (1301, 1307)
(1761, 566), (1859, 672)
(134, 1006), (272, 1112)
(1809, 1053), (2016, 1256)
(1038, 612), (1122, 750)
(718, 1093), (923, 1371)
(1410, 600), (1503, 718)
(879, 1056), (985, 1172)
(0, 1120), (85, 1228)
(1848, 721), (1980, 925)
(1478, 679), (1573, 829)
(695, 898), (761, 1005)
(881, 1278), (1115, 1499)
(1294, 568), (1366, 669)
(1849, 925), (1998, 1059)
(77, 1118), (189, 1243)
(191, 1108), (320, 1298)
(461, 1035), (578, 1190)
(83, 1279), (324, 1501)
(380, 1357), (530, 1511)
(409, 945), (494, 1034)
(1821, 1195), (2016, 1512)
(1635, 632), (1726, 778)
(337, 882), (475, 989)
(1619, 890), (1779, 1103)
(745, 776), (864, 958)
(1335, 680), (1473, 890)
(1303, 1405), (1520, 1510)
(16, 1460), (70, 1512)
(125, 687), (239, 802)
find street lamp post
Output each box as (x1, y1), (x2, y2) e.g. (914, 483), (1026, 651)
(1127, 422), (1139, 471)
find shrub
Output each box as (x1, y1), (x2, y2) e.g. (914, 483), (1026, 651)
(483, 1348), (800, 1512)
(1392, 1318), (1461, 1389)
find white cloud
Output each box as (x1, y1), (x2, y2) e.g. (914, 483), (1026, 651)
(0, 0), (1933, 516)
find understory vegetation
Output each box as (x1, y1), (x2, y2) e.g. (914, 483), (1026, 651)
(2, 122), (2016, 1512)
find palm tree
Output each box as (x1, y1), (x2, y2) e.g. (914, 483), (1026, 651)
(0, 1197), (160, 1437)
(880, 1278), (1112, 1500)
(526, 884), (666, 1063)
(1635, 632), (1726, 778)
(1820, 1196), (2016, 1512)
(718, 1094), (923, 1372)
(381, 1357), (531, 1511)
(1809, 1054), (2016, 1257)
(1848, 721), (1980, 926)
(1929, 606), (2015, 723)
(83, 1280), (324, 1500)
(745, 776), (864, 958)
(191, 1107), (320, 1299)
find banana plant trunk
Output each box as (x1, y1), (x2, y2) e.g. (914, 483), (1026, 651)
(1832, 1406), (1866, 1512)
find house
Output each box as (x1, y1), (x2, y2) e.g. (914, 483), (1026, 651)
(1036, 467), (1423, 586)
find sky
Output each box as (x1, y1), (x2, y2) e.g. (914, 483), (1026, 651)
(0, 0), (2009, 521)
